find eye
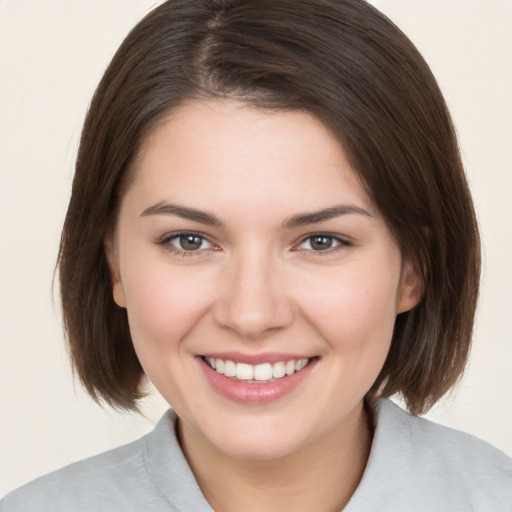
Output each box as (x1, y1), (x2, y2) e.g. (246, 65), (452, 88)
(171, 233), (211, 251)
(156, 231), (217, 255)
(297, 234), (349, 252)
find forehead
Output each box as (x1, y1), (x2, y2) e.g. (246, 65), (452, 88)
(125, 99), (376, 218)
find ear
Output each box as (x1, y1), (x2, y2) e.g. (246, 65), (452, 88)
(104, 235), (127, 308)
(396, 260), (422, 314)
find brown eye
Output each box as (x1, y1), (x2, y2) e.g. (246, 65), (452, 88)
(179, 234), (205, 251)
(309, 235), (334, 250)
(159, 232), (214, 253)
(298, 234), (349, 252)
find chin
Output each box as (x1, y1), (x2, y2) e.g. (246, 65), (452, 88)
(198, 412), (319, 461)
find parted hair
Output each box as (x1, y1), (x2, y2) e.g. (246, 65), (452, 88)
(58, 0), (480, 415)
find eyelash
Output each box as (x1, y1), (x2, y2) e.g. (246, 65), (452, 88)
(155, 231), (218, 257)
(154, 231), (351, 258)
(294, 233), (352, 255)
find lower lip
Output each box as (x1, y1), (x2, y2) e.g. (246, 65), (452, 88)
(199, 358), (317, 404)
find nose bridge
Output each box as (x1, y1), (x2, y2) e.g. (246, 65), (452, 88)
(213, 245), (294, 338)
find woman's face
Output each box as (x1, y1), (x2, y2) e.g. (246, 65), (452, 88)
(108, 100), (419, 460)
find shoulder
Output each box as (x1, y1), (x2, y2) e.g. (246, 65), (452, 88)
(382, 399), (512, 473)
(356, 399), (512, 511)
(0, 437), (151, 512)
(0, 412), (178, 512)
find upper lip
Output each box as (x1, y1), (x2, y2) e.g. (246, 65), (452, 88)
(200, 352), (315, 365)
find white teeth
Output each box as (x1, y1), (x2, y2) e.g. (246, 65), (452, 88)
(236, 362), (254, 380)
(254, 363), (273, 381)
(206, 357), (311, 382)
(272, 361), (286, 379)
(224, 360), (236, 377)
(295, 358), (308, 371)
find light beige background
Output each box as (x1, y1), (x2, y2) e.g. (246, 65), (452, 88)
(1, 0), (511, 497)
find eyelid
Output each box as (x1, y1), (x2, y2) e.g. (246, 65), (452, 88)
(293, 232), (352, 253)
(155, 230), (220, 256)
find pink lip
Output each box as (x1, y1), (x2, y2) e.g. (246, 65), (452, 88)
(198, 356), (318, 405)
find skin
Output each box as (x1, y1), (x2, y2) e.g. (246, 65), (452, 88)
(107, 100), (421, 511)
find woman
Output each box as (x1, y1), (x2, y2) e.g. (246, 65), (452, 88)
(2, 0), (511, 510)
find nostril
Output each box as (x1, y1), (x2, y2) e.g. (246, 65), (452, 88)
(212, 261), (295, 336)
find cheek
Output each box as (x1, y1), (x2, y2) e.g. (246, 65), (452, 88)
(120, 261), (214, 355)
(297, 259), (400, 352)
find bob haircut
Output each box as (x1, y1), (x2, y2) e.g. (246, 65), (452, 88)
(58, 0), (480, 415)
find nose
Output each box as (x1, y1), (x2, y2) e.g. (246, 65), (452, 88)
(213, 250), (295, 339)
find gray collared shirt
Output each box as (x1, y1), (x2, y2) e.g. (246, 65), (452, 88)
(2, 400), (511, 511)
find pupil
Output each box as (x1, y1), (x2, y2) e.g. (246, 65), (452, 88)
(180, 234), (202, 250)
(312, 236), (332, 250)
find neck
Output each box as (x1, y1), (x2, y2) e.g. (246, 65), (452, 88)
(178, 402), (373, 512)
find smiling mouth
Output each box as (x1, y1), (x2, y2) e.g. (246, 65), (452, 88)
(202, 356), (312, 383)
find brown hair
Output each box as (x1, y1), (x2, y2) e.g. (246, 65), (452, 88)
(58, 0), (480, 415)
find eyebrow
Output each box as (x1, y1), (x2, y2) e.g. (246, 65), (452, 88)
(282, 205), (373, 229)
(140, 202), (222, 226)
(140, 201), (372, 228)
